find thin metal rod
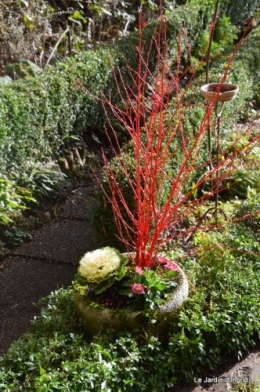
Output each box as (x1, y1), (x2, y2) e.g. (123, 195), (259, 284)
(214, 101), (225, 221)
(206, 0), (221, 196)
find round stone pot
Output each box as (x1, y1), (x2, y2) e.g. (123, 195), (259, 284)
(73, 261), (189, 336)
(200, 83), (239, 102)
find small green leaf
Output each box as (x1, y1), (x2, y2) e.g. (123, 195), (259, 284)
(39, 367), (46, 376)
(70, 10), (87, 23)
(22, 14), (34, 29)
(155, 283), (166, 291)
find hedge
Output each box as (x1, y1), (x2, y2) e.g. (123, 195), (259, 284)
(0, 3), (258, 183)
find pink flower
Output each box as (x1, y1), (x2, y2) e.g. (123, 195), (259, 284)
(135, 266), (144, 275)
(156, 256), (169, 265)
(130, 283), (145, 295)
(164, 261), (178, 271)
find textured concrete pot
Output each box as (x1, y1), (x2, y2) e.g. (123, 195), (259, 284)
(201, 83), (239, 102)
(73, 260), (189, 336)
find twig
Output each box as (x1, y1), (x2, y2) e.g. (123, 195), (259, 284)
(44, 27), (70, 68)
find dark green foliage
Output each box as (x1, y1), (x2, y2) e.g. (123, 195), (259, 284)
(0, 177), (34, 224)
(235, 189), (260, 232)
(0, 48), (113, 177)
(188, 0), (259, 25)
(5, 60), (41, 80)
(235, 25), (260, 103)
(93, 150), (137, 251)
(3, 226), (33, 246)
(15, 161), (69, 199)
(221, 0), (259, 25)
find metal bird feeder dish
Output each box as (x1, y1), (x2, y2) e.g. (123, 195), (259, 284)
(201, 83), (239, 102)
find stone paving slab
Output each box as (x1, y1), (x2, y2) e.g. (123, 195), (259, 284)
(0, 257), (77, 356)
(14, 220), (98, 264)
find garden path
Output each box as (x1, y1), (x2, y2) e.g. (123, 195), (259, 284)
(0, 172), (99, 356)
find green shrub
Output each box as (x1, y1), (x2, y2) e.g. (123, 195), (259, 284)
(93, 148), (137, 251)
(189, 0), (259, 25)
(219, 139), (260, 200)
(0, 48), (114, 177)
(222, 0), (259, 25)
(235, 188), (260, 232)
(0, 177), (35, 225)
(14, 161), (68, 199)
(5, 60), (41, 80)
(234, 25), (260, 103)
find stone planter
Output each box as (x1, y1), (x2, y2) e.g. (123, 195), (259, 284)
(200, 83), (239, 102)
(73, 261), (189, 336)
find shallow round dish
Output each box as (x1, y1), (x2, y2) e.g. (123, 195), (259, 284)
(201, 83), (239, 102)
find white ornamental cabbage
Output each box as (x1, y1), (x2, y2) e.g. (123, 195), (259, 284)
(78, 247), (121, 283)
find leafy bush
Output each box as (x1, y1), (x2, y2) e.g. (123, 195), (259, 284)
(235, 188), (260, 232)
(195, 14), (239, 58)
(93, 148), (137, 251)
(188, 0), (259, 25)
(13, 161), (68, 199)
(0, 47), (114, 176)
(0, 177), (35, 225)
(222, 0), (259, 25)
(5, 60), (41, 80)
(234, 25), (260, 103)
